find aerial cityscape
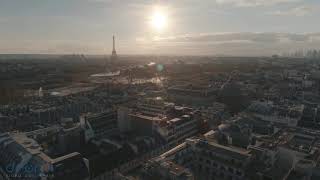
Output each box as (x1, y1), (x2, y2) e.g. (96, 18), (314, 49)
(1, 0), (320, 180)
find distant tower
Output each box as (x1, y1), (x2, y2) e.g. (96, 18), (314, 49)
(111, 35), (117, 61)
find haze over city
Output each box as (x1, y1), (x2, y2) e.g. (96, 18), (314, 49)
(1, 0), (320, 55)
(2, 1), (320, 180)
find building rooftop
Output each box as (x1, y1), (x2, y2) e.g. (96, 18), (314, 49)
(161, 160), (192, 177)
(10, 132), (44, 156)
(0, 132), (90, 179)
(257, 128), (320, 155)
(129, 113), (166, 121)
(196, 138), (251, 160)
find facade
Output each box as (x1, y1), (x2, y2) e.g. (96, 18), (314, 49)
(143, 158), (194, 180)
(154, 114), (199, 143)
(117, 106), (133, 133)
(117, 98), (201, 144)
(129, 113), (164, 136)
(80, 111), (118, 141)
(167, 85), (217, 106)
(246, 101), (304, 127)
(200, 102), (228, 128)
(137, 97), (173, 117)
(57, 119), (84, 154)
(128, 105), (200, 144)
(117, 97), (171, 133)
(144, 137), (252, 180)
(142, 124), (320, 180)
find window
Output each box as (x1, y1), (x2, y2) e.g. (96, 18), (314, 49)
(228, 167), (234, 173)
(220, 173), (224, 178)
(236, 170), (242, 176)
(220, 166), (226, 171)
(231, 159), (235, 164)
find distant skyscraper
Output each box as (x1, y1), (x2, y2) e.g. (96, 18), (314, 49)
(111, 35), (117, 61)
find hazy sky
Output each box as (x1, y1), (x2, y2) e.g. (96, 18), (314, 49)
(0, 0), (320, 56)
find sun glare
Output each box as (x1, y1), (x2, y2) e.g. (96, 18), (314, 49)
(150, 8), (168, 32)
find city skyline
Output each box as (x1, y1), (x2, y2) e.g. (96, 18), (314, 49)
(2, 2), (320, 180)
(1, 0), (320, 55)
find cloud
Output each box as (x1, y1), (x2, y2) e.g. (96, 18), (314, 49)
(215, 0), (301, 7)
(270, 6), (313, 16)
(136, 32), (320, 56)
(143, 32), (316, 44)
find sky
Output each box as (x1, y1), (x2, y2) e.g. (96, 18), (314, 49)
(0, 0), (320, 56)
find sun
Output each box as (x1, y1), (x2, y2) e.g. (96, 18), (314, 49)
(152, 12), (167, 30)
(150, 8), (168, 32)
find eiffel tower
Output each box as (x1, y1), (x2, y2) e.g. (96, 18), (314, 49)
(105, 35), (118, 72)
(111, 35), (117, 62)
